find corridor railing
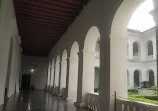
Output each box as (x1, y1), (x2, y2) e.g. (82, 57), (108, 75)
(116, 98), (158, 111)
(148, 55), (153, 60)
(87, 93), (158, 111)
(133, 56), (140, 60)
(87, 93), (99, 111)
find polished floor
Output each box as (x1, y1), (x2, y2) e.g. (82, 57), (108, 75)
(0, 90), (88, 111)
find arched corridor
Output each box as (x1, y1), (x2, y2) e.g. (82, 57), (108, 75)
(0, 0), (158, 111)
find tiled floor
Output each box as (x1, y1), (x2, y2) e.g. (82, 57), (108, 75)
(0, 90), (88, 111)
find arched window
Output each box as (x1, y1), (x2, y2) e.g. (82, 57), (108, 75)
(148, 41), (153, 56)
(134, 70), (140, 87)
(133, 42), (140, 56)
(149, 70), (154, 85)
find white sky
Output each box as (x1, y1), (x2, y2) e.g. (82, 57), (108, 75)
(128, 0), (155, 32)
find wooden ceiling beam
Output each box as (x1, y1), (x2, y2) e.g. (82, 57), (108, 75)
(15, 7), (75, 20)
(16, 13), (73, 23)
(14, 0), (79, 13)
(16, 18), (69, 26)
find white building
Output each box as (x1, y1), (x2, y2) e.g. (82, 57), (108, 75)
(127, 28), (157, 89)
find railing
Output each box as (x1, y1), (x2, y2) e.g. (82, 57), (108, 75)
(87, 93), (99, 111)
(148, 55), (153, 60)
(133, 56), (140, 60)
(116, 99), (158, 111)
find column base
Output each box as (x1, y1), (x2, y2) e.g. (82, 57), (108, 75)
(74, 101), (88, 107)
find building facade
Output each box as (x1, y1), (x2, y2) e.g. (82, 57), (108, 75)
(127, 28), (157, 89)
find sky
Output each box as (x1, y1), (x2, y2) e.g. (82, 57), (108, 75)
(128, 0), (155, 32)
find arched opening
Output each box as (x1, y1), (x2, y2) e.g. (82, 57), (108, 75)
(148, 70), (155, 85)
(111, 0), (157, 104)
(68, 41), (79, 101)
(81, 26), (100, 104)
(133, 42), (140, 59)
(60, 50), (67, 96)
(54, 55), (60, 94)
(94, 40), (100, 93)
(148, 40), (153, 56)
(134, 70), (141, 87)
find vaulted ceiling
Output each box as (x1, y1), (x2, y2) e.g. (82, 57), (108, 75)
(13, 0), (89, 57)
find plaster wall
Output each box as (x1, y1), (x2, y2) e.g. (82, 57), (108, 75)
(0, 0), (21, 105)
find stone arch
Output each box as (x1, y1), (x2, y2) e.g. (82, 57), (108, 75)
(60, 50), (67, 96)
(54, 55), (60, 89)
(133, 41), (141, 57)
(134, 70), (141, 87)
(147, 70), (155, 85)
(147, 40), (153, 56)
(80, 26), (100, 104)
(110, 0), (151, 99)
(68, 41), (79, 101)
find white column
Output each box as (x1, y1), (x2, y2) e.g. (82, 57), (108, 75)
(153, 39), (157, 59)
(76, 50), (96, 106)
(128, 41), (133, 60)
(153, 68), (157, 86)
(128, 70), (134, 89)
(150, 5), (158, 91)
(50, 67), (54, 87)
(99, 34), (128, 111)
(64, 56), (70, 99)
(59, 61), (67, 96)
(140, 42), (147, 60)
(54, 64), (60, 87)
(67, 57), (78, 101)
(47, 65), (51, 89)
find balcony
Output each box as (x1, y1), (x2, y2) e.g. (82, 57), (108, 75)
(88, 93), (99, 111)
(87, 93), (158, 111)
(116, 98), (158, 111)
(148, 55), (154, 60)
(133, 56), (140, 60)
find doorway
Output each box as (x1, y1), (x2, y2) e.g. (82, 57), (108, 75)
(21, 75), (31, 90)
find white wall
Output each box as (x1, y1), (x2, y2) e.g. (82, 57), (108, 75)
(0, 0), (21, 105)
(127, 28), (157, 88)
(21, 56), (48, 90)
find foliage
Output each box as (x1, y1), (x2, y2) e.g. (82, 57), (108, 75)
(151, 85), (157, 95)
(128, 93), (158, 105)
(141, 81), (154, 88)
(133, 84), (138, 91)
(94, 88), (99, 93)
